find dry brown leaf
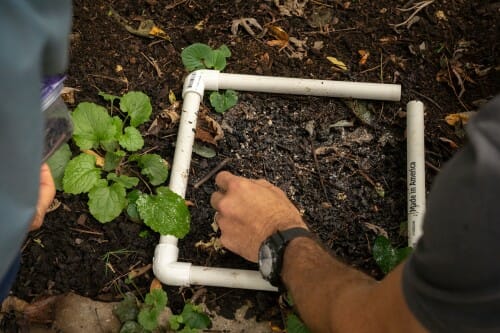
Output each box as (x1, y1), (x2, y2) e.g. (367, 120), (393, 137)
(195, 112), (224, 145)
(128, 264), (152, 280)
(195, 127), (217, 145)
(363, 222), (388, 238)
(379, 36), (398, 44)
(326, 56), (348, 71)
(146, 101), (181, 136)
(82, 150), (104, 167)
(268, 25), (289, 41)
(266, 39), (289, 50)
(60, 87), (79, 105)
(149, 278), (163, 292)
(444, 111), (476, 126)
(358, 49), (370, 65)
(47, 198), (61, 213)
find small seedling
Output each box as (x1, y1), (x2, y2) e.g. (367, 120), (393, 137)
(181, 43), (238, 114)
(168, 303), (212, 332)
(114, 291), (211, 333)
(48, 91), (190, 238)
(372, 236), (412, 274)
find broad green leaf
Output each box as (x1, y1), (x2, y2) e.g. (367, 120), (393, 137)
(113, 293), (139, 323)
(217, 44), (231, 57)
(137, 308), (160, 332)
(63, 154), (101, 194)
(181, 43), (214, 71)
(71, 102), (118, 150)
(168, 315), (182, 330)
(103, 150), (126, 172)
(126, 189), (142, 222)
(210, 45), (231, 71)
(134, 154), (169, 186)
(180, 303), (211, 329)
(136, 187), (190, 238)
(192, 142), (216, 158)
(88, 182), (127, 223)
(120, 92), (152, 127)
(119, 126), (144, 151)
(137, 290), (166, 331)
(286, 313), (311, 333)
(99, 91), (121, 105)
(47, 143), (72, 191)
(107, 173), (139, 189)
(209, 90), (238, 113)
(145, 289), (167, 308)
(373, 236), (412, 274)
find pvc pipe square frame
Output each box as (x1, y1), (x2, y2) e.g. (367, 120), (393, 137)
(152, 70), (402, 292)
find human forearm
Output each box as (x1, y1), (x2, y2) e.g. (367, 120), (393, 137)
(282, 238), (426, 333)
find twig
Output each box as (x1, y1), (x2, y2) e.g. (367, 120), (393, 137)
(446, 57), (470, 111)
(69, 227), (104, 236)
(391, 0), (434, 28)
(193, 158), (232, 189)
(310, 140), (332, 205)
(140, 52), (163, 78)
(408, 88), (443, 111)
(425, 160), (441, 173)
(166, 0), (188, 10)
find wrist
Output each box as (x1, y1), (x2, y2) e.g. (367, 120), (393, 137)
(258, 227), (312, 287)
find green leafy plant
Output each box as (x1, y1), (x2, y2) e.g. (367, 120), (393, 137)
(209, 89), (238, 114)
(114, 291), (211, 333)
(181, 43), (238, 113)
(114, 289), (168, 333)
(372, 236), (412, 274)
(181, 43), (231, 71)
(168, 303), (211, 332)
(48, 91), (190, 238)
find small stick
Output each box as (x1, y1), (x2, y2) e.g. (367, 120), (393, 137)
(193, 158), (232, 189)
(425, 160), (440, 173)
(310, 140), (332, 205)
(141, 52), (163, 78)
(69, 227), (104, 236)
(408, 88), (443, 111)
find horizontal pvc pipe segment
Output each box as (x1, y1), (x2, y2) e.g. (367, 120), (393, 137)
(190, 266), (277, 291)
(154, 70), (402, 291)
(407, 101), (426, 248)
(216, 72), (401, 101)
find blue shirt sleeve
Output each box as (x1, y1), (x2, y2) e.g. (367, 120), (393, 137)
(0, 0), (71, 291)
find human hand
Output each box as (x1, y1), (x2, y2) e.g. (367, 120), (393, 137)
(210, 171), (308, 262)
(30, 163), (56, 230)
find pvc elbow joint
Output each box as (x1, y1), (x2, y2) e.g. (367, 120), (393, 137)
(182, 69), (220, 98)
(153, 243), (192, 287)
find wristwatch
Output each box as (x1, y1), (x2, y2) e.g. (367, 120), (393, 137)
(258, 227), (312, 287)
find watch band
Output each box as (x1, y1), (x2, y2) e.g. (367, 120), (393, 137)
(260, 227), (313, 287)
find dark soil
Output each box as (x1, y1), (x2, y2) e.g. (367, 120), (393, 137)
(9, 0), (500, 328)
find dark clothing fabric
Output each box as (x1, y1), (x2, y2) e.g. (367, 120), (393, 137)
(403, 96), (500, 332)
(0, 0), (71, 298)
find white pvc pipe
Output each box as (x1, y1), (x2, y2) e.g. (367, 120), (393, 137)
(406, 101), (426, 248)
(216, 72), (401, 101)
(154, 70), (402, 291)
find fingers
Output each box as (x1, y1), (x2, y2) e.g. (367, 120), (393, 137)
(30, 164), (56, 231)
(210, 191), (224, 210)
(214, 171), (236, 192)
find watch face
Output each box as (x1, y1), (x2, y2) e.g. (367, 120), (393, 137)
(259, 244), (274, 278)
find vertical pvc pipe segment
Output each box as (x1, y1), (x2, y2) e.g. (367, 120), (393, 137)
(153, 70), (402, 291)
(406, 101), (426, 248)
